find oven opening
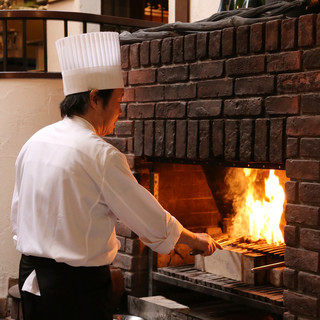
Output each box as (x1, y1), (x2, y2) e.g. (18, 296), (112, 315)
(149, 162), (289, 317)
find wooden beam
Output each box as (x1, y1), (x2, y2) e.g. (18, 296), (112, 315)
(175, 0), (189, 22)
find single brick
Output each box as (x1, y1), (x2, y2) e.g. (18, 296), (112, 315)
(286, 159), (320, 180)
(235, 75), (274, 96)
(121, 44), (130, 69)
(127, 137), (133, 153)
(300, 228), (320, 252)
(161, 37), (172, 64)
(176, 120), (187, 158)
(199, 120), (210, 159)
(188, 100), (221, 118)
(140, 41), (150, 66)
(300, 138), (320, 158)
(250, 23), (264, 53)
(117, 235), (125, 251)
(130, 43), (140, 68)
(134, 120), (144, 156)
(269, 118), (284, 164)
(150, 39), (161, 65)
(267, 51), (301, 73)
(301, 93), (320, 114)
(298, 14), (316, 47)
(284, 225), (298, 247)
(239, 119), (253, 162)
(112, 253), (148, 271)
(286, 137), (298, 158)
(122, 71), (128, 87)
(222, 27), (234, 57)
(128, 69), (156, 85)
(127, 103), (155, 119)
(298, 271), (320, 296)
(265, 19), (280, 51)
(165, 83), (196, 100)
(285, 203), (320, 226)
(115, 120), (133, 136)
(226, 55), (265, 76)
(283, 268), (297, 290)
(281, 18), (297, 50)
(209, 30), (221, 59)
(197, 32), (208, 60)
(173, 36), (184, 63)
(198, 78), (233, 98)
(317, 14), (320, 45)
(254, 119), (269, 162)
(158, 65), (188, 83)
(283, 290), (319, 318)
(118, 107), (129, 124)
(300, 182), (320, 205)
(144, 120), (154, 157)
(265, 95), (299, 115)
(224, 120), (239, 161)
(286, 115), (320, 137)
(236, 25), (249, 55)
(135, 86), (164, 102)
(105, 137), (127, 153)
(156, 102), (186, 119)
(285, 181), (298, 203)
(154, 120), (165, 157)
(123, 87), (135, 102)
(184, 34), (196, 61)
(224, 98), (262, 116)
(303, 48), (320, 70)
(285, 247), (319, 273)
(212, 119), (224, 158)
(190, 60), (223, 80)
(165, 120), (176, 158)
(278, 71), (320, 94)
(187, 120), (198, 159)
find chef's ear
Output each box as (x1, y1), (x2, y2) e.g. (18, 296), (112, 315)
(89, 89), (100, 110)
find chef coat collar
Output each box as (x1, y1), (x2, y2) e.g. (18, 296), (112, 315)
(65, 115), (95, 133)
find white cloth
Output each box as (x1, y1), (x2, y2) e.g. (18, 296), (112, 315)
(11, 116), (183, 294)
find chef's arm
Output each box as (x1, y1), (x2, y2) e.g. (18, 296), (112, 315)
(176, 228), (223, 256)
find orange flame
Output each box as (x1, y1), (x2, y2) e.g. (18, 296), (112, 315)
(229, 169), (286, 244)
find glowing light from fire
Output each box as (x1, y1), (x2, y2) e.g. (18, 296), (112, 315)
(230, 169), (285, 244)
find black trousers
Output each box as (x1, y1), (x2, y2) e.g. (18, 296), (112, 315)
(19, 254), (114, 320)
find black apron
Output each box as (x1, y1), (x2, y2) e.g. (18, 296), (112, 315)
(19, 254), (114, 320)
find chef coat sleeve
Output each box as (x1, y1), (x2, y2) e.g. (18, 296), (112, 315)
(102, 151), (183, 255)
(11, 183), (19, 246)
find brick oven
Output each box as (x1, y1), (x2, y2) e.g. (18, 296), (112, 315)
(109, 12), (320, 320)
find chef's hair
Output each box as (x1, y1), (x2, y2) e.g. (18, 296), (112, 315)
(60, 89), (113, 118)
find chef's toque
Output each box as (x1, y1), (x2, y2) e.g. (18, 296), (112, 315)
(56, 32), (124, 96)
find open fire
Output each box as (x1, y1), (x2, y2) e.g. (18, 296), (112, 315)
(226, 168), (289, 245)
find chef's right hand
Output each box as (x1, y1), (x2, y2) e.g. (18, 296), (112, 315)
(193, 233), (223, 256)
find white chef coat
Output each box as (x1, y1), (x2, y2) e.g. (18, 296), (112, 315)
(11, 116), (183, 293)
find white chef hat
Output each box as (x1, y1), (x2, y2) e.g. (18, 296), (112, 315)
(56, 32), (124, 96)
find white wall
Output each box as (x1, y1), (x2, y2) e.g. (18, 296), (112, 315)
(169, 0), (219, 23)
(0, 79), (63, 298)
(47, 0), (101, 72)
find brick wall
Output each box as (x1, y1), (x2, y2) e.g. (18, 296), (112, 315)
(108, 13), (320, 318)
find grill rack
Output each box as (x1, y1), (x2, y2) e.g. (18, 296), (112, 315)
(153, 265), (285, 315)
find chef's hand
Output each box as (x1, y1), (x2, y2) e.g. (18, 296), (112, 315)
(194, 233), (223, 256)
(177, 228), (223, 256)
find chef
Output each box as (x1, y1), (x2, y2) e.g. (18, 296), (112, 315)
(11, 32), (222, 320)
